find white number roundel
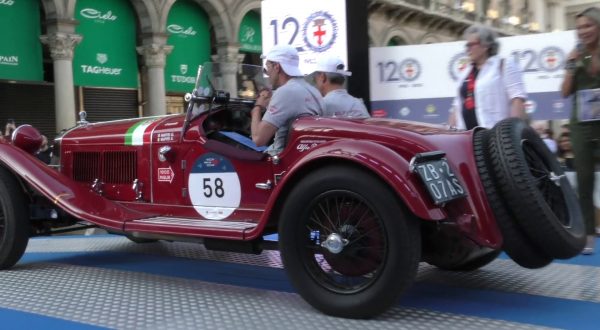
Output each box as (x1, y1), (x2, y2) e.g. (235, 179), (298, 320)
(188, 153), (241, 220)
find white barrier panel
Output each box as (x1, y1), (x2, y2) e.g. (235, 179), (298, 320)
(369, 31), (576, 123)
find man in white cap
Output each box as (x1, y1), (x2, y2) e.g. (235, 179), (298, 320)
(252, 44), (325, 154)
(311, 55), (370, 118)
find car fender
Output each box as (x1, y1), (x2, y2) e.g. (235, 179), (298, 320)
(246, 140), (446, 239)
(0, 143), (150, 230)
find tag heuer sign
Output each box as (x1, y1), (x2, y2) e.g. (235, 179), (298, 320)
(97, 53), (108, 64)
(73, 0), (138, 88)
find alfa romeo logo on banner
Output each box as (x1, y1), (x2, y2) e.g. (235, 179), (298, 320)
(303, 11), (337, 53)
(447, 52), (470, 81)
(399, 58), (421, 81)
(538, 46), (565, 72)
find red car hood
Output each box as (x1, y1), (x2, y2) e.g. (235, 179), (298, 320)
(60, 115), (183, 146)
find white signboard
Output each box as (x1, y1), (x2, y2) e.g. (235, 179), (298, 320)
(369, 31), (577, 121)
(261, 0), (348, 75)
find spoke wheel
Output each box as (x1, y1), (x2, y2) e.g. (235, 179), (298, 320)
(279, 166), (420, 318)
(521, 140), (569, 226)
(303, 191), (385, 292)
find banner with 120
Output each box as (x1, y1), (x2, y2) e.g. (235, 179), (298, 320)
(261, 0), (348, 75)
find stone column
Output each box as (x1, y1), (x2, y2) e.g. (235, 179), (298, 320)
(475, 0), (484, 21)
(211, 43), (245, 96)
(40, 32), (82, 132)
(137, 43), (173, 117)
(548, 0), (566, 31)
(531, 0), (547, 32)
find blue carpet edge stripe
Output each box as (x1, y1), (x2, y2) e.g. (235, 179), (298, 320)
(18, 251), (599, 329)
(30, 235), (600, 267)
(0, 306), (107, 329)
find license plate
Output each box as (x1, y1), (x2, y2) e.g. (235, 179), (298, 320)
(415, 159), (466, 205)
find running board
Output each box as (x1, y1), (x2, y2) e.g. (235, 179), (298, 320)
(124, 216), (258, 240)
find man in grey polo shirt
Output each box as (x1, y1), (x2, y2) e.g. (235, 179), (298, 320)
(252, 45), (325, 154)
(310, 55), (370, 118)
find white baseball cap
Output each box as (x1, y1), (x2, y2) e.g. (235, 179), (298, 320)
(312, 55), (352, 76)
(261, 44), (303, 77)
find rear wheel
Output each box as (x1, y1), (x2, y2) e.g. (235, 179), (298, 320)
(488, 119), (585, 259)
(0, 167), (30, 269)
(279, 166), (420, 318)
(474, 129), (552, 268)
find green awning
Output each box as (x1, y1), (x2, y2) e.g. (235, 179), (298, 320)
(239, 11), (262, 53)
(73, 0), (138, 88)
(0, 0), (43, 81)
(165, 0), (211, 93)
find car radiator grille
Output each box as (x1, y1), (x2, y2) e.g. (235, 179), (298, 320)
(72, 152), (100, 182)
(72, 151), (137, 184)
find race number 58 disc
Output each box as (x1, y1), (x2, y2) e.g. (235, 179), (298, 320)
(188, 153), (241, 220)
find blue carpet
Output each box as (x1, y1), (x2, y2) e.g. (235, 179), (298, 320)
(19, 250), (600, 329)
(0, 307), (106, 329)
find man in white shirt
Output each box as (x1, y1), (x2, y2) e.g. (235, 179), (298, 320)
(309, 55), (370, 118)
(252, 45), (325, 154)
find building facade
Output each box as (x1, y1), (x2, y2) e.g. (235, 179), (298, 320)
(0, 0), (594, 139)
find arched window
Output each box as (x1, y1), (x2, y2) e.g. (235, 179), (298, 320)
(387, 36), (408, 46)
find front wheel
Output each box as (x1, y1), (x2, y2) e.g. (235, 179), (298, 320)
(0, 167), (30, 269)
(279, 166), (420, 319)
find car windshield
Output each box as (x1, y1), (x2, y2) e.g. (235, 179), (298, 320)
(194, 62), (270, 101)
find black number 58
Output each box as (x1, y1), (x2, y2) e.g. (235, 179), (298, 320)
(203, 178), (225, 198)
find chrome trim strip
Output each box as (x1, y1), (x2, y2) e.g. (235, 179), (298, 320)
(132, 217), (257, 230)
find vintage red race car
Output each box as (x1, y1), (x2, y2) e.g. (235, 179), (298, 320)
(0, 62), (586, 318)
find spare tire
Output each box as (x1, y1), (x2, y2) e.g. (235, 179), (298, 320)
(487, 118), (585, 259)
(473, 129), (552, 268)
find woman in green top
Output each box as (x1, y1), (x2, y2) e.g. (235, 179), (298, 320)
(561, 7), (600, 255)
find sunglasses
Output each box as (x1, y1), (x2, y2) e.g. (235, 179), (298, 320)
(263, 61), (276, 75)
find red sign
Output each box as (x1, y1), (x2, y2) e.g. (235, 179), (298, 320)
(158, 167), (174, 183)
